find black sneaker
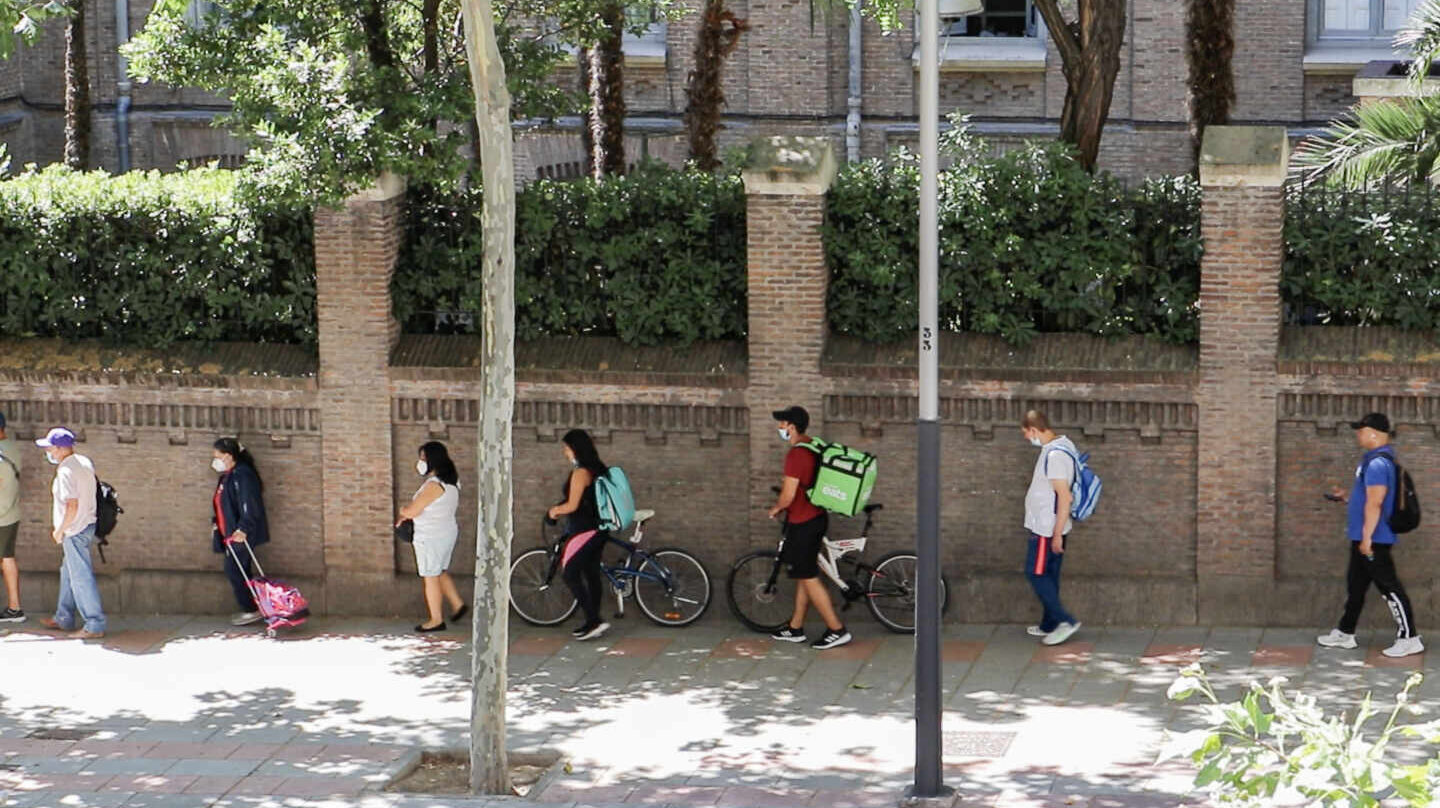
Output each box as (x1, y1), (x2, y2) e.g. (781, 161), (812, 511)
(812, 628), (852, 650)
(571, 624), (591, 638)
(578, 622), (610, 641)
(0, 608), (23, 623)
(770, 626), (806, 643)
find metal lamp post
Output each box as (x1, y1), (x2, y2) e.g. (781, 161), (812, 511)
(912, 0), (980, 800)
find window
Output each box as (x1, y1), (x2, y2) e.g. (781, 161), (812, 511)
(1319, 0), (1422, 38)
(624, 5), (667, 50)
(182, 0), (217, 28)
(942, 0), (1037, 38)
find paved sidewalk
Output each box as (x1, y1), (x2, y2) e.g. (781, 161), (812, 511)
(1, 614), (1436, 808)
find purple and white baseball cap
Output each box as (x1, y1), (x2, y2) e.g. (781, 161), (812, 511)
(35, 427), (77, 448)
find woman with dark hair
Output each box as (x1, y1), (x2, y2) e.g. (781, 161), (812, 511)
(397, 441), (466, 632)
(211, 437), (270, 627)
(546, 429), (610, 641)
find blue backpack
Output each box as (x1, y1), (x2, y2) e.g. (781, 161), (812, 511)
(1046, 446), (1102, 522)
(594, 467), (637, 533)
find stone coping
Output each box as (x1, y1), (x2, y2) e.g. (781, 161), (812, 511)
(0, 338), (318, 378)
(1, 329), (1434, 383)
(824, 332), (1199, 381)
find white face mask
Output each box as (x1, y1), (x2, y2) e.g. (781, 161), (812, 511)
(416, 460), (429, 476)
(778, 428), (791, 442)
(1028, 436), (1043, 448)
(211, 458), (228, 473)
(45, 452), (59, 466)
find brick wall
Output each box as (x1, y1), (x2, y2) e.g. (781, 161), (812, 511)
(7, 130), (1440, 630)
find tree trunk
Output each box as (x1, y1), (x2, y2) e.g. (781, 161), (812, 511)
(685, 0), (748, 171)
(459, 0), (515, 795)
(587, 2), (626, 178)
(1034, 0), (1125, 173)
(63, 0), (90, 170)
(579, 48), (595, 177)
(1185, 0), (1235, 164)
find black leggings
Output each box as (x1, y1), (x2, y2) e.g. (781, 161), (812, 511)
(1339, 542), (1417, 639)
(223, 546), (258, 612)
(563, 533), (606, 627)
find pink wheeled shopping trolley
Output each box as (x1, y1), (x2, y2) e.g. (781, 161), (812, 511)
(224, 538), (310, 637)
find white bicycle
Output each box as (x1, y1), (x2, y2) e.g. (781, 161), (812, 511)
(725, 502), (950, 634)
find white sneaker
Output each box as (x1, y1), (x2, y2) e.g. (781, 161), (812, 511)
(578, 622), (610, 641)
(1383, 636), (1425, 658)
(1042, 622), (1080, 646)
(1316, 629), (1358, 649)
(230, 611), (263, 627)
(1026, 625), (1047, 637)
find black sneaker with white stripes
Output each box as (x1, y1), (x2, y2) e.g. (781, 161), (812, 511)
(811, 628), (852, 650)
(770, 626), (806, 643)
(0, 608), (23, 623)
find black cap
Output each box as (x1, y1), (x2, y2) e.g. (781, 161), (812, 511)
(1350, 413), (1393, 434)
(772, 405), (809, 434)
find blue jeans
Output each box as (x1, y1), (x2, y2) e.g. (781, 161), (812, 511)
(55, 524), (106, 633)
(1025, 533), (1075, 632)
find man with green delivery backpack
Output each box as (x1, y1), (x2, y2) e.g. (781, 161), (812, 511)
(766, 404), (879, 651)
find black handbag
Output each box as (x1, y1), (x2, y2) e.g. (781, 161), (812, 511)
(395, 519), (415, 543)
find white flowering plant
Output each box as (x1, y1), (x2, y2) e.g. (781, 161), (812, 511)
(1160, 664), (1440, 807)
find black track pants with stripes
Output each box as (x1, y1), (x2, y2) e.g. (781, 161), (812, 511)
(1338, 542), (1417, 639)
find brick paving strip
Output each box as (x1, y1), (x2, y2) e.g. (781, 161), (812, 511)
(1, 616), (1435, 808)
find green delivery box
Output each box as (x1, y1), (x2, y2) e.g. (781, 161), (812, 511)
(802, 439), (878, 517)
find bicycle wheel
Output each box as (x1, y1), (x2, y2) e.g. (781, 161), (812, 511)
(866, 551), (949, 634)
(509, 547), (578, 626)
(634, 548), (712, 627)
(726, 551), (796, 633)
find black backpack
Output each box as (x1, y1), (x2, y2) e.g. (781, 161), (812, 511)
(1370, 455), (1421, 535)
(94, 480), (123, 562)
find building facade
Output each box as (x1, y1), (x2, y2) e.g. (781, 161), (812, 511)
(0, 1), (1425, 180)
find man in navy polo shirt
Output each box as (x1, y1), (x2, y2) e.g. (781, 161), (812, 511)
(1316, 413), (1421, 658)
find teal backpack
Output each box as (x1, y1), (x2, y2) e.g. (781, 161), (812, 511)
(595, 466), (637, 533)
(800, 439), (878, 517)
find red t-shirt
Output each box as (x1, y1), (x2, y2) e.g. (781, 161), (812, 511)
(782, 446), (824, 524)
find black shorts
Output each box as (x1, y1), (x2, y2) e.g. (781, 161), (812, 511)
(780, 514), (827, 579)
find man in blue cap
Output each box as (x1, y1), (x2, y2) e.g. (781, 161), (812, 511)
(36, 427), (106, 639)
(0, 412), (22, 622)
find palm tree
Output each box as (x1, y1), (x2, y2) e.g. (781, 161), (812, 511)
(1292, 1), (1440, 187)
(1185, 0), (1235, 165)
(63, 0), (90, 169)
(684, 0), (747, 171)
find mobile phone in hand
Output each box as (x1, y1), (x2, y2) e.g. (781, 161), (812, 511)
(1324, 492), (1344, 502)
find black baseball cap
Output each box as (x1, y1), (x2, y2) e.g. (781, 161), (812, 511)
(1350, 413), (1393, 434)
(772, 405), (810, 433)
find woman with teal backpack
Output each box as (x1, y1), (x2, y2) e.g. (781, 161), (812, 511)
(548, 429), (611, 641)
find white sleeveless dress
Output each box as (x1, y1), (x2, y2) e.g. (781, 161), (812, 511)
(412, 478), (459, 577)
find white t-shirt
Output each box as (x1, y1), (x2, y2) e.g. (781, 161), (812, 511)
(52, 453), (98, 536)
(1023, 437), (1077, 538)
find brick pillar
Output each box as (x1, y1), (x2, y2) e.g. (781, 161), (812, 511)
(743, 137), (838, 547)
(1195, 127), (1287, 623)
(314, 173), (405, 613)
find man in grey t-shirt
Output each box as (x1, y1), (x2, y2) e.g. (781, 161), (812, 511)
(36, 427), (106, 639)
(1020, 410), (1081, 647)
(0, 412), (22, 622)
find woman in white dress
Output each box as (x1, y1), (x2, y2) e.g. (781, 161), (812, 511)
(396, 441), (467, 632)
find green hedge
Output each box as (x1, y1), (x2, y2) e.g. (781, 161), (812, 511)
(0, 167), (315, 348)
(1284, 186), (1440, 330)
(825, 143), (1204, 345)
(393, 164), (748, 345)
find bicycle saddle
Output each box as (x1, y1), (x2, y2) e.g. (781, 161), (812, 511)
(863, 503), (883, 514)
(635, 509), (656, 523)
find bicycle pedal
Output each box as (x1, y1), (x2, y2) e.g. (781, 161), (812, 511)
(614, 612), (625, 619)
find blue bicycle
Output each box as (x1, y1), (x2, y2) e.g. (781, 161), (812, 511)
(508, 510), (713, 627)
